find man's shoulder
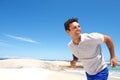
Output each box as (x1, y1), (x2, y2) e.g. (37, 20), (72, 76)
(82, 32), (102, 35)
(81, 32), (104, 42)
(82, 32), (103, 37)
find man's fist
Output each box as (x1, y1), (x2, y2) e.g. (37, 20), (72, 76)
(70, 60), (77, 68)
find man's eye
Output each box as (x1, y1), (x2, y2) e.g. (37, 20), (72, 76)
(73, 27), (77, 29)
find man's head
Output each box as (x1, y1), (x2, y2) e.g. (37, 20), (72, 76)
(64, 18), (78, 31)
(64, 18), (81, 38)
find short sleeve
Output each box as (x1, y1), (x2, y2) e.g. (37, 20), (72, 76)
(89, 32), (104, 44)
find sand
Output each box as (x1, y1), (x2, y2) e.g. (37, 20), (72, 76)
(0, 58), (86, 80)
(0, 68), (86, 80)
(0, 58), (119, 80)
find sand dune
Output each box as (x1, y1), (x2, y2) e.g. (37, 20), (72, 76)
(0, 58), (118, 80)
(0, 58), (86, 80)
(0, 68), (86, 80)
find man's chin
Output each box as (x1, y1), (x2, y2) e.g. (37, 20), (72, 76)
(75, 33), (80, 36)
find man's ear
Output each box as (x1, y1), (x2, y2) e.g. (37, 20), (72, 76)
(66, 30), (70, 34)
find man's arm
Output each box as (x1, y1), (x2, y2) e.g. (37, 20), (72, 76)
(70, 54), (78, 68)
(104, 35), (117, 67)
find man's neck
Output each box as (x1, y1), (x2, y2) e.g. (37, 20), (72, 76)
(72, 36), (81, 45)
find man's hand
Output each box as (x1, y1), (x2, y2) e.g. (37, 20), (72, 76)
(70, 60), (77, 68)
(70, 55), (78, 68)
(110, 57), (117, 67)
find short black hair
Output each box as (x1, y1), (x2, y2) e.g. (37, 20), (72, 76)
(64, 18), (78, 31)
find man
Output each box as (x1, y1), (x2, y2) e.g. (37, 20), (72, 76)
(64, 18), (117, 80)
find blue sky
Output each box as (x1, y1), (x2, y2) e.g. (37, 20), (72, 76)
(0, 0), (120, 61)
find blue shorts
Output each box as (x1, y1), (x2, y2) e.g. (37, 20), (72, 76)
(86, 67), (109, 80)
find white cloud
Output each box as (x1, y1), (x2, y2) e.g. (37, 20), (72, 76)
(5, 34), (39, 44)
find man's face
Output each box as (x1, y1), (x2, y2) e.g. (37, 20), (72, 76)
(66, 22), (81, 37)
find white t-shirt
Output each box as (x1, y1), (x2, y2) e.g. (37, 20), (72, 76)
(68, 33), (107, 75)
